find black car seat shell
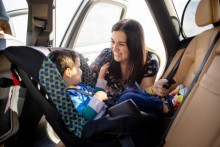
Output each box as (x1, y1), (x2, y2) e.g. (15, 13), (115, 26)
(4, 46), (163, 147)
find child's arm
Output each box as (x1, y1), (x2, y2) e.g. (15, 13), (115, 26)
(68, 89), (106, 121)
(95, 63), (109, 91)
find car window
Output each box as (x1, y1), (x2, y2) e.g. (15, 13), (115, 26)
(172, 0), (212, 38)
(55, 0), (82, 46)
(3, 0), (28, 43)
(74, 2), (123, 65)
(10, 14), (28, 42)
(73, 0), (166, 79)
(3, 0), (82, 46)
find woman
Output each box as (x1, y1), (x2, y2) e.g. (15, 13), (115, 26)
(90, 19), (164, 107)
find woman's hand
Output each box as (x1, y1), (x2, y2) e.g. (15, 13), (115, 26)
(153, 79), (169, 97)
(98, 62), (110, 79)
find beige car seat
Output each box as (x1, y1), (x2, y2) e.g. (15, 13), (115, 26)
(163, 0), (220, 146)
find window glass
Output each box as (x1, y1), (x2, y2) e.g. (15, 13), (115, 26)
(3, 0), (82, 46)
(74, 2), (123, 65)
(3, 0), (27, 11)
(10, 15), (28, 43)
(3, 0), (28, 43)
(173, 0), (212, 38)
(56, 0), (82, 46)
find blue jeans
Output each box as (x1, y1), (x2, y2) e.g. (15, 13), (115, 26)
(116, 90), (163, 114)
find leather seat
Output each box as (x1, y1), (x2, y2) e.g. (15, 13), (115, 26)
(163, 0), (220, 146)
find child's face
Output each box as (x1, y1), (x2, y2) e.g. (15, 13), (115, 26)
(69, 57), (82, 85)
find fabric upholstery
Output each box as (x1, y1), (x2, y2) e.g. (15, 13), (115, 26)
(39, 58), (87, 137)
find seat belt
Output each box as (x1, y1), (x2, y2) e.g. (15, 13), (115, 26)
(28, 17), (47, 46)
(158, 31), (220, 147)
(163, 49), (186, 89)
(67, 87), (94, 97)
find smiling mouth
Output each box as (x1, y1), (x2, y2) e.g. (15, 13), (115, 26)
(114, 53), (121, 57)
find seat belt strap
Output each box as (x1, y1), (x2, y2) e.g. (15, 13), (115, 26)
(67, 87), (94, 97)
(163, 49), (185, 89)
(158, 31), (220, 147)
(28, 17), (47, 46)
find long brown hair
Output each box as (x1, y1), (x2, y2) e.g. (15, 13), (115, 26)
(109, 19), (146, 86)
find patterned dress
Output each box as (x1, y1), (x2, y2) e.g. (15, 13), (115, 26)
(90, 48), (159, 107)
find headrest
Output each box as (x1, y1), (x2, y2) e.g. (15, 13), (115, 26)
(195, 0), (220, 27)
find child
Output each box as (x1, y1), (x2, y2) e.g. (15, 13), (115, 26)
(48, 49), (108, 121)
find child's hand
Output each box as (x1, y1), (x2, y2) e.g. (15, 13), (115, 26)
(98, 62), (110, 79)
(94, 91), (108, 101)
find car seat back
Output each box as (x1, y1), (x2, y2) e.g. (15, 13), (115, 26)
(163, 0), (220, 146)
(163, 0), (220, 91)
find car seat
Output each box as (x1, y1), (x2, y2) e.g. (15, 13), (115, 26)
(0, 0), (24, 144)
(160, 0), (220, 146)
(4, 46), (163, 147)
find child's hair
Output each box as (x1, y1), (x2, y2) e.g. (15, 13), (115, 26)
(48, 49), (79, 75)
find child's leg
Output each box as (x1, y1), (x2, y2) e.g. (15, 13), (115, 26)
(117, 92), (164, 114)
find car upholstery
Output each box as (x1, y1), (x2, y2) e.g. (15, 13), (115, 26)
(163, 0), (220, 146)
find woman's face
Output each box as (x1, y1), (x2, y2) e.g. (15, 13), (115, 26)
(111, 30), (129, 64)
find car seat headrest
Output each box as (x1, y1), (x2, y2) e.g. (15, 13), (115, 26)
(195, 0), (220, 27)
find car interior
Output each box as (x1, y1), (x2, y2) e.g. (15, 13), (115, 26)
(0, 0), (220, 147)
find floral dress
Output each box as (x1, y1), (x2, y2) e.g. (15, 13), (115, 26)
(90, 48), (159, 107)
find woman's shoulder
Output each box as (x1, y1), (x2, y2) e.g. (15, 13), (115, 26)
(146, 51), (159, 62)
(101, 48), (112, 54)
(143, 51), (160, 77)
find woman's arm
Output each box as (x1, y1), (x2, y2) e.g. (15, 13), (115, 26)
(140, 51), (159, 90)
(140, 75), (156, 90)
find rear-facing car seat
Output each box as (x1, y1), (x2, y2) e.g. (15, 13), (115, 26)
(4, 46), (163, 147)
(160, 0), (220, 146)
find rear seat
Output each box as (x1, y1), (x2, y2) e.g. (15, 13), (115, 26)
(162, 0), (220, 146)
